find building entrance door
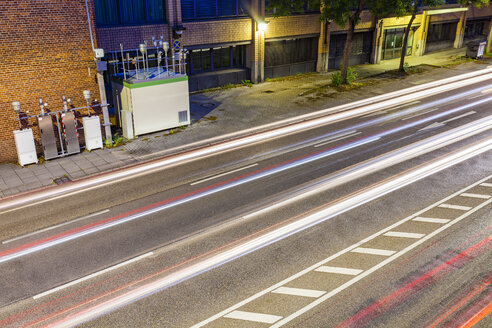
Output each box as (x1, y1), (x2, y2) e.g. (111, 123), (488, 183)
(383, 28), (414, 60)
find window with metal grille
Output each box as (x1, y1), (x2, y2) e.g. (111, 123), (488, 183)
(181, 0), (250, 21)
(94, 0), (166, 26)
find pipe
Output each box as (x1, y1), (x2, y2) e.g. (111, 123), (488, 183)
(84, 0), (95, 51)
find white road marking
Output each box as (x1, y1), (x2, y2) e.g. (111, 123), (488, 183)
(480, 183), (492, 187)
(270, 197), (492, 328)
(272, 287), (325, 298)
(438, 204), (472, 211)
(481, 88), (492, 94)
(442, 111), (476, 123)
(412, 217), (450, 224)
(402, 107), (440, 121)
(190, 163), (258, 186)
(2, 209), (110, 245)
(467, 94), (484, 100)
(351, 247), (396, 256)
(460, 192), (491, 199)
(191, 175), (492, 328)
(383, 231), (425, 239)
(313, 131), (361, 148)
(314, 266), (363, 276)
(223, 310), (282, 323)
(33, 252), (153, 300)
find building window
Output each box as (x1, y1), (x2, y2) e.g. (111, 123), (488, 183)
(181, 0), (250, 21)
(94, 0), (166, 26)
(265, 0), (319, 15)
(188, 45), (246, 74)
(265, 37), (318, 67)
(465, 20), (487, 39)
(427, 22), (457, 43)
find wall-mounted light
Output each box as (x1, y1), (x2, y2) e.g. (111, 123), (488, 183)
(257, 20), (269, 32)
(173, 25), (186, 39)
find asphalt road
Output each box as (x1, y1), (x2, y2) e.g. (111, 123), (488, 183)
(0, 75), (490, 327)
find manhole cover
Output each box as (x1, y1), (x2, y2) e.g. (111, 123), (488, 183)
(53, 176), (71, 185)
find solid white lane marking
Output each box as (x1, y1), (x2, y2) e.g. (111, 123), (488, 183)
(190, 163), (258, 186)
(442, 111), (476, 124)
(460, 193), (491, 199)
(480, 183), (492, 187)
(412, 217), (450, 224)
(315, 266), (363, 276)
(351, 247), (396, 256)
(402, 107), (440, 121)
(2, 209), (110, 245)
(383, 231), (425, 239)
(223, 310), (282, 323)
(270, 197), (492, 328)
(438, 204), (472, 211)
(314, 131), (361, 148)
(272, 287), (325, 298)
(33, 252), (153, 300)
(190, 175), (492, 328)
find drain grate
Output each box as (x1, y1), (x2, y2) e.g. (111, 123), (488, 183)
(53, 176), (71, 185)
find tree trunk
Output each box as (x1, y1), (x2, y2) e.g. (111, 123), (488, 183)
(341, 0), (366, 84)
(341, 18), (355, 84)
(399, 6), (418, 73)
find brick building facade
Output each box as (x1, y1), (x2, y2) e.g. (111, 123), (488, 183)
(1, 0), (491, 162)
(0, 0), (99, 162)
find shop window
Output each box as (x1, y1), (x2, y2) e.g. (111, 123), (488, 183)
(182, 0), (250, 20)
(94, 0), (166, 26)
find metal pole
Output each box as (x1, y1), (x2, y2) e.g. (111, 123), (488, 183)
(120, 43), (126, 79)
(96, 71), (112, 141)
(171, 48), (176, 75)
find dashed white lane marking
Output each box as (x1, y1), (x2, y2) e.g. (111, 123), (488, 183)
(223, 310), (282, 324)
(192, 176), (492, 328)
(314, 266), (363, 276)
(190, 163), (258, 186)
(438, 203), (472, 211)
(313, 131), (361, 148)
(383, 231), (425, 239)
(351, 247), (396, 256)
(480, 183), (492, 187)
(2, 209), (111, 245)
(402, 108), (440, 121)
(412, 217), (450, 224)
(442, 111), (476, 124)
(460, 193), (491, 199)
(32, 252), (153, 300)
(272, 287), (325, 298)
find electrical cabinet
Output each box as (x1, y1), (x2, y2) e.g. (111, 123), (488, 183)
(82, 116), (103, 151)
(13, 129), (38, 166)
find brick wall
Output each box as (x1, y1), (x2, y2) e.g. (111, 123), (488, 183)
(266, 14), (320, 38)
(182, 19), (253, 47)
(0, 0), (99, 163)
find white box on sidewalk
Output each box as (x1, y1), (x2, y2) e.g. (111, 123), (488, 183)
(13, 129), (38, 166)
(82, 116), (103, 151)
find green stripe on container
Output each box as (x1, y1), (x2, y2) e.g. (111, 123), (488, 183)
(114, 76), (188, 89)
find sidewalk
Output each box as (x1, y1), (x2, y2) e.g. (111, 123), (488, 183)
(0, 48), (490, 199)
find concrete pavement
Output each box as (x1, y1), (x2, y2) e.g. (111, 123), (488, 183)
(0, 47), (490, 199)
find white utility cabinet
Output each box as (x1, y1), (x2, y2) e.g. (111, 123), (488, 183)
(13, 129), (38, 166)
(82, 116), (103, 151)
(112, 71), (190, 137)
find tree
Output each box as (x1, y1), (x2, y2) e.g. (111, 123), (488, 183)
(267, 0), (396, 84)
(396, 0), (490, 74)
